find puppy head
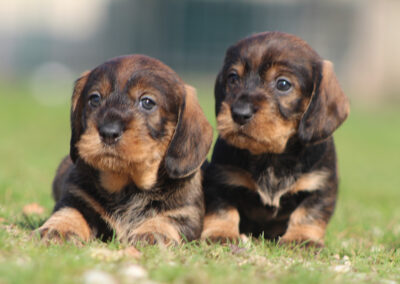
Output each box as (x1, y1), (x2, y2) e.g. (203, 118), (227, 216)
(70, 55), (213, 189)
(215, 31), (349, 154)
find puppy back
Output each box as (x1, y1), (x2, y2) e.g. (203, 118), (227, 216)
(52, 156), (74, 202)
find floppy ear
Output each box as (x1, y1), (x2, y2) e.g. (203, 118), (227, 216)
(164, 85), (213, 179)
(214, 71), (225, 116)
(70, 71), (90, 162)
(298, 60), (350, 144)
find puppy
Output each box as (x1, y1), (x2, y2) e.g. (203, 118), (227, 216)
(38, 55), (213, 246)
(201, 32), (350, 246)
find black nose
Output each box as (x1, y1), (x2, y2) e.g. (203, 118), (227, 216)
(99, 121), (123, 145)
(231, 103), (254, 125)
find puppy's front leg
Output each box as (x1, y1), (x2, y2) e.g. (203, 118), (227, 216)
(280, 191), (335, 247)
(128, 216), (181, 246)
(37, 207), (92, 244)
(201, 205), (240, 243)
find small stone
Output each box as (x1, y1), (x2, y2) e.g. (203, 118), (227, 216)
(332, 264), (351, 273)
(120, 264), (148, 280)
(22, 203), (45, 215)
(83, 269), (117, 284)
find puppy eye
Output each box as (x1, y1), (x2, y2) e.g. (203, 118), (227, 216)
(140, 96), (156, 111)
(227, 72), (240, 86)
(88, 93), (101, 107)
(276, 78), (292, 92)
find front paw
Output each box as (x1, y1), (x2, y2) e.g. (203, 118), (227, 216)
(279, 236), (324, 249)
(128, 232), (178, 247)
(35, 226), (83, 245)
(202, 208), (241, 244)
(201, 229), (241, 244)
(280, 222), (326, 249)
(34, 208), (92, 245)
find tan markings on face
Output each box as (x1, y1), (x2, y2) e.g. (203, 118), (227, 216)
(229, 62), (245, 77)
(281, 207), (326, 245)
(201, 207), (240, 242)
(38, 207), (92, 242)
(127, 216), (181, 245)
(217, 101), (297, 154)
(87, 75), (113, 102)
(265, 65), (309, 114)
(121, 119), (175, 189)
(127, 84), (176, 143)
(76, 120), (116, 170)
(290, 170), (330, 194)
(128, 83), (156, 99)
(76, 112), (175, 190)
(242, 43), (266, 69)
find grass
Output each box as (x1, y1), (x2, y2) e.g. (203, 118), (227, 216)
(1, 81), (400, 284)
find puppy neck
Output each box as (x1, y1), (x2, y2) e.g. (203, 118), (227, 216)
(99, 171), (130, 194)
(129, 160), (161, 190)
(98, 159), (162, 193)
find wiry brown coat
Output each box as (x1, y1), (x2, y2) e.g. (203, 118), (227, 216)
(38, 55), (213, 246)
(201, 32), (350, 246)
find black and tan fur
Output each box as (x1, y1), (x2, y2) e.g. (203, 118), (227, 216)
(201, 32), (350, 246)
(38, 55), (213, 246)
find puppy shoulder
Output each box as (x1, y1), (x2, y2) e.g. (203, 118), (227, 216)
(300, 138), (337, 173)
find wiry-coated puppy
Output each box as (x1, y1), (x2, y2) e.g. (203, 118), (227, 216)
(38, 55), (213, 246)
(201, 32), (350, 247)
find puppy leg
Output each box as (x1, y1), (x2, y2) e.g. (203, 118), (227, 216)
(280, 192), (335, 247)
(37, 207), (92, 244)
(128, 216), (181, 246)
(201, 206), (240, 243)
(280, 210), (326, 247)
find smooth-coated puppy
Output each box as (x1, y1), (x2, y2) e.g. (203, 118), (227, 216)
(38, 55), (213, 246)
(201, 32), (350, 246)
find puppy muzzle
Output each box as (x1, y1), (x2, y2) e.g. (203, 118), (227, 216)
(230, 100), (255, 125)
(98, 121), (123, 145)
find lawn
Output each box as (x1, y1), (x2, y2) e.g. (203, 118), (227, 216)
(0, 81), (399, 284)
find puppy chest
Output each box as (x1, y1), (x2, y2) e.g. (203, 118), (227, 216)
(255, 167), (296, 208)
(221, 165), (297, 208)
(220, 165), (329, 212)
(102, 197), (162, 240)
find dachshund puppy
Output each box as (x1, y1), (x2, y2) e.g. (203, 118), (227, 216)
(201, 32), (350, 246)
(38, 55), (213, 246)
